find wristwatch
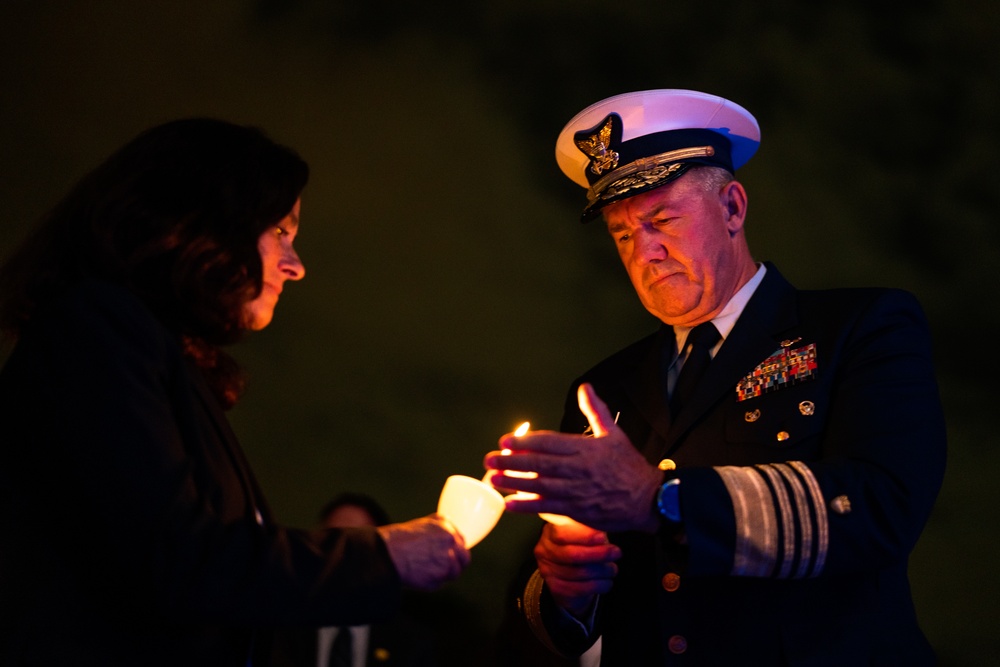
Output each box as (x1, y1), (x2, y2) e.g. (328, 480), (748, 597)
(656, 478), (682, 523)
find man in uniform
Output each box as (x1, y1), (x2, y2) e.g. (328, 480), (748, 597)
(485, 89), (946, 665)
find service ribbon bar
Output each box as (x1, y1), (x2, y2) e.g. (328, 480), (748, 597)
(736, 343), (817, 402)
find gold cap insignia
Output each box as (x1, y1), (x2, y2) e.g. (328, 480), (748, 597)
(575, 116), (619, 176)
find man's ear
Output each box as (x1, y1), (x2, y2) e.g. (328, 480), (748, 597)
(721, 180), (748, 234)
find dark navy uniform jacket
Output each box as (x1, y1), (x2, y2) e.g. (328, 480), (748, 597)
(522, 263), (946, 666)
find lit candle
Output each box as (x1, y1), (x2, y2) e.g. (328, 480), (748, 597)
(501, 421), (537, 479)
(495, 421), (538, 501)
(501, 421), (583, 528)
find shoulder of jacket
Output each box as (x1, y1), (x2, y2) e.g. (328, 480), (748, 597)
(583, 329), (661, 376)
(795, 285), (924, 317)
(46, 279), (178, 353)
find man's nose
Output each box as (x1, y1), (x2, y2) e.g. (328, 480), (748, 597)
(634, 227), (667, 263)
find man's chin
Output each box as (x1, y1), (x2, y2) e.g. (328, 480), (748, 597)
(648, 304), (713, 328)
(642, 294), (702, 325)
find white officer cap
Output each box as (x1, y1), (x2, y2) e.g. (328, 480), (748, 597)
(555, 89), (760, 220)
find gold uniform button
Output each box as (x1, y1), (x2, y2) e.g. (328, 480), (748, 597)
(661, 572), (681, 592)
(776, 431), (790, 442)
(744, 409), (761, 422)
(830, 495), (852, 514)
(658, 458), (676, 471)
(668, 634), (688, 654)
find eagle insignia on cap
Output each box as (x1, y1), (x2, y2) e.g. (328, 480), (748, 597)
(575, 115), (620, 176)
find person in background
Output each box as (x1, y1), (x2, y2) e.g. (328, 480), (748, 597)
(270, 492), (440, 667)
(485, 89), (946, 665)
(0, 118), (469, 667)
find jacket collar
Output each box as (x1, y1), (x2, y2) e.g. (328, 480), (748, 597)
(185, 358), (271, 524)
(618, 262), (800, 456)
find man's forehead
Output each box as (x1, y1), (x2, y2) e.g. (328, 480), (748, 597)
(603, 178), (690, 226)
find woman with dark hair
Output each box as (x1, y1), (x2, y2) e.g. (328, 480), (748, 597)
(0, 118), (469, 666)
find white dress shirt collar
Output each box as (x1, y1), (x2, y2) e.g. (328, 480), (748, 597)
(672, 263), (767, 357)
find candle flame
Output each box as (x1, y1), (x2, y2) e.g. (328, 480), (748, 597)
(502, 422), (535, 479)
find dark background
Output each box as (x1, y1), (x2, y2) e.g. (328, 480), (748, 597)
(1, 1), (997, 664)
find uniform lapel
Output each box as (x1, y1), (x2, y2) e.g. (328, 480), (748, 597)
(619, 326), (675, 459)
(662, 264), (799, 455)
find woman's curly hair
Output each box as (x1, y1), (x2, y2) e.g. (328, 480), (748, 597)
(0, 118), (309, 407)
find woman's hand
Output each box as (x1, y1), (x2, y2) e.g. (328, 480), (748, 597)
(376, 515), (470, 591)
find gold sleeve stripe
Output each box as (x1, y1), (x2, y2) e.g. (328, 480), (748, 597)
(713, 461), (828, 579)
(522, 569), (568, 656)
(715, 465), (778, 577)
(789, 460), (829, 576)
(772, 462), (815, 578)
(754, 463), (796, 578)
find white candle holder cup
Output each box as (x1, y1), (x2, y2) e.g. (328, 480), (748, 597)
(436, 475), (505, 548)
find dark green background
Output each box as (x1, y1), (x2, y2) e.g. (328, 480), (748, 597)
(2, 2), (997, 664)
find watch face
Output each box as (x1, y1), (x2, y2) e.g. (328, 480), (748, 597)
(657, 479), (682, 523)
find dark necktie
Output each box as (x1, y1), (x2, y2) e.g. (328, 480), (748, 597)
(329, 627), (352, 667)
(670, 321), (721, 417)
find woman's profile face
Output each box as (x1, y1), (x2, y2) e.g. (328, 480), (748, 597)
(243, 198), (305, 330)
